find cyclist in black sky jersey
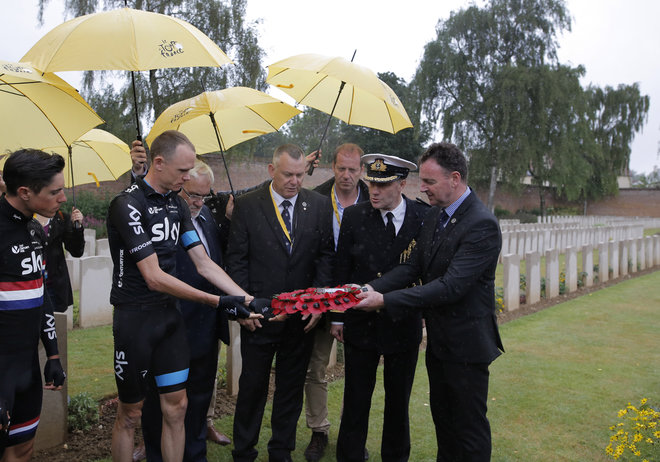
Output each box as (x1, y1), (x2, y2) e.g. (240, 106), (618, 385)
(107, 130), (262, 462)
(0, 149), (67, 462)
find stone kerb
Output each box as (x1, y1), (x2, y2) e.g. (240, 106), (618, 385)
(609, 241), (620, 279)
(79, 256), (113, 328)
(525, 251), (541, 305)
(35, 313), (67, 451)
(598, 242), (609, 284)
(565, 246), (578, 293)
(582, 244), (594, 287)
(503, 254), (520, 311)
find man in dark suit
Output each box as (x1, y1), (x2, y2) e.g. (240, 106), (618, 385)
(333, 154), (428, 462)
(226, 144), (335, 462)
(140, 159), (233, 461)
(303, 143), (370, 462)
(356, 142), (504, 462)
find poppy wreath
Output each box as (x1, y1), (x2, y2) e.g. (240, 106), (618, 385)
(271, 285), (363, 315)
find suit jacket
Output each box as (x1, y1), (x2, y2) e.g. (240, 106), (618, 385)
(370, 191), (504, 364)
(335, 197), (428, 354)
(226, 182), (335, 344)
(176, 205), (230, 359)
(44, 210), (85, 311)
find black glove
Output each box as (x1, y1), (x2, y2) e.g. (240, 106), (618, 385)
(44, 358), (66, 387)
(218, 296), (251, 319)
(249, 298), (274, 319)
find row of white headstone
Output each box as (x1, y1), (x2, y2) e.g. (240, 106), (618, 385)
(501, 234), (660, 310)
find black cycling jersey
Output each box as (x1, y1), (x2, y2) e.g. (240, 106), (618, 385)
(107, 177), (202, 306)
(0, 197), (58, 356)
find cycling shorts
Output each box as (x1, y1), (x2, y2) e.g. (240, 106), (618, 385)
(112, 301), (190, 403)
(0, 349), (42, 447)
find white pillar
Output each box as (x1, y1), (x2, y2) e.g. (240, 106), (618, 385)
(582, 244), (594, 287)
(598, 242), (608, 284)
(545, 248), (560, 298)
(609, 241), (620, 279)
(565, 246), (578, 293)
(525, 251), (541, 305)
(620, 240), (630, 276)
(503, 254), (520, 311)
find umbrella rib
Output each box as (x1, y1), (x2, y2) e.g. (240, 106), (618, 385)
(9, 81), (69, 146)
(245, 106), (279, 132)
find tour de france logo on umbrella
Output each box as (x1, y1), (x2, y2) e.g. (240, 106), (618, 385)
(159, 40), (184, 58)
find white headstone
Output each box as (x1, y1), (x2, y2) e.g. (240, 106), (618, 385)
(503, 254), (520, 311)
(79, 256), (113, 328)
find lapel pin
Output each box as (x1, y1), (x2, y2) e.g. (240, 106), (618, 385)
(451, 218), (457, 224)
(302, 201), (308, 211)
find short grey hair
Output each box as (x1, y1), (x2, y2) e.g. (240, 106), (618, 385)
(189, 159), (214, 183)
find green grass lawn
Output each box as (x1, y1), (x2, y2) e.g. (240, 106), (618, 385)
(73, 270), (660, 461)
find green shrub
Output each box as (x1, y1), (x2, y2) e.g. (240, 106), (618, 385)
(494, 206), (511, 218)
(61, 190), (113, 238)
(68, 392), (99, 432)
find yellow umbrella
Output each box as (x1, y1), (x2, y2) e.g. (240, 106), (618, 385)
(41, 129), (132, 188)
(0, 60), (103, 152)
(267, 52), (413, 173)
(22, 7), (233, 139)
(147, 86), (301, 192)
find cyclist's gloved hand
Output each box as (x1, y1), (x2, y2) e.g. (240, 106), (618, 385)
(218, 296), (250, 319)
(249, 298), (273, 319)
(44, 358), (66, 387)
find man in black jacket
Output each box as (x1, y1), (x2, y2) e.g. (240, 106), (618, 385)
(140, 159), (233, 461)
(357, 142), (504, 462)
(303, 143), (369, 462)
(226, 144), (335, 462)
(333, 154), (428, 462)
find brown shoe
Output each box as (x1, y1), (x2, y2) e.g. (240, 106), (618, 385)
(206, 423), (231, 445)
(304, 432), (328, 462)
(132, 442), (146, 462)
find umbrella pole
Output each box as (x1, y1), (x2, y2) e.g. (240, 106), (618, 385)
(308, 49), (357, 176)
(131, 71), (142, 141)
(68, 145), (81, 229)
(209, 112), (235, 194)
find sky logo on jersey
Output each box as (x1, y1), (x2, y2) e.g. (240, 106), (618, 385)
(127, 204), (144, 235)
(21, 251), (43, 276)
(0, 278), (44, 311)
(43, 313), (57, 340)
(151, 217), (179, 243)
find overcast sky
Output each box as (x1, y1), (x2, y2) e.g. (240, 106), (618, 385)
(3, 0), (659, 174)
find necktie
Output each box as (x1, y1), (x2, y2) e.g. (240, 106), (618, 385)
(281, 200), (292, 253)
(433, 209), (449, 244)
(385, 212), (396, 242)
(281, 200), (292, 235)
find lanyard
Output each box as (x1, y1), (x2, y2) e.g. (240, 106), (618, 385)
(269, 187), (292, 244)
(331, 184), (341, 227)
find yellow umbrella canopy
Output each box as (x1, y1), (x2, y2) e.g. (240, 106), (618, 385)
(40, 129), (132, 188)
(266, 53), (413, 134)
(21, 7), (232, 72)
(147, 87), (301, 152)
(0, 60), (103, 152)
(147, 87), (301, 192)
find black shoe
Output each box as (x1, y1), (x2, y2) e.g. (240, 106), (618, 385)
(304, 432), (329, 462)
(364, 447), (369, 460)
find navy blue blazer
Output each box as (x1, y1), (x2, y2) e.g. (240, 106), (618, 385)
(176, 205), (230, 359)
(370, 191), (504, 364)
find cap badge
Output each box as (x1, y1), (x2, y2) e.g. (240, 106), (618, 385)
(371, 159), (387, 172)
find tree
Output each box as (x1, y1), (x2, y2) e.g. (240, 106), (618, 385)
(415, 0), (571, 210)
(582, 83), (650, 200)
(38, 0), (266, 145)
(521, 64), (593, 215)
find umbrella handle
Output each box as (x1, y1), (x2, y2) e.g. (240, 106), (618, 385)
(308, 50), (356, 176)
